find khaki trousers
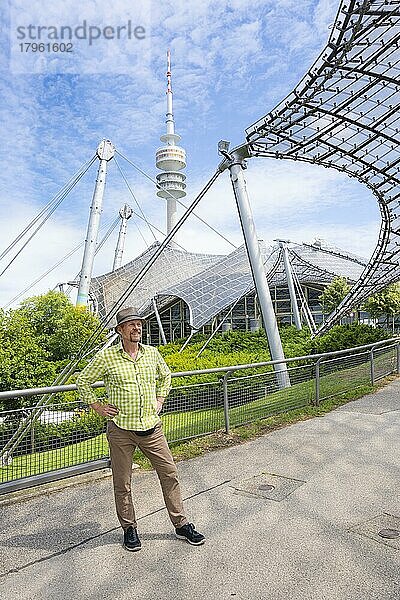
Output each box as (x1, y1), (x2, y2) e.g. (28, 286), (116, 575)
(106, 420), (188, 531)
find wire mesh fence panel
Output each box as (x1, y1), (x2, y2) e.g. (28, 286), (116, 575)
(162, 381), (224, 442)
(373, 345), (398, 381)
(228, 364), (315, 428)
(0, 339), (398, 491)
(0, 402), (107, 484)
(318, 351), (371, 402)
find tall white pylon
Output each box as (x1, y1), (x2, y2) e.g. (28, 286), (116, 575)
(219, 143), (290, 390)
(76, 139), (115, 307)
(155, 50), (186, 239)
(113, 204), (133, 271)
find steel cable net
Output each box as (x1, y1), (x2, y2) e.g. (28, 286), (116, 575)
(91, 235), (370, 332)
(147, 240), (366, 330)
(282, 242), (367, 285)
(157, 242), (279, 330)
(90, 241), (223, 323)
(245, 0), (400, 334)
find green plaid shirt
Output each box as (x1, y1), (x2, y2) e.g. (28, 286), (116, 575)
(76, 342), (171, 431)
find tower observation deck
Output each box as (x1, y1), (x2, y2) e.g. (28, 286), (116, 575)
(155, 50), (186, 234)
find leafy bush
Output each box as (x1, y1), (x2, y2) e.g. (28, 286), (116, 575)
(158, 327), (311, 388)
(158, 324), (394, 387)
(306, 323), (390, 355)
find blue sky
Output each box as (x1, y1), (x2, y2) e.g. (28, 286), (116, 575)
(0, 0), (380, 307)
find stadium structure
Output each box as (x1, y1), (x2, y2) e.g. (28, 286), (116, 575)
(242, 0), (400, 336)
(90, 238), (375, 345)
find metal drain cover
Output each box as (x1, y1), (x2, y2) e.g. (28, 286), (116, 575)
(349, 513), (400, 549)
(378, 529), (400, 539)
(230, 472), (305, 502)
(259, 484), (275, 492)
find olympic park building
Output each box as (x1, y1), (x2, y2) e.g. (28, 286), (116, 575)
(90, 238), (381, 345)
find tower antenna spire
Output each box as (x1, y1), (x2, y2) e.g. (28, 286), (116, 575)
(165, 48), (175, 137)
(167, 48), (172, 94)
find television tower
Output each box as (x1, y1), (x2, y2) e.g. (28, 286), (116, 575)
(155, 50), (186, 237)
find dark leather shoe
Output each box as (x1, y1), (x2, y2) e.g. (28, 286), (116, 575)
(123, 526), (141, 551)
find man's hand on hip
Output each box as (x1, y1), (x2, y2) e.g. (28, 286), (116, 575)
(90, 402), (119, 418)
(156, 397), (165, 414)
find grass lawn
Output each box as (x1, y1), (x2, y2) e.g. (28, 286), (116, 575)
(0, 433), (109, 482)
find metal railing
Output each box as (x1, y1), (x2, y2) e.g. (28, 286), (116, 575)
(0, 337), (398, 495)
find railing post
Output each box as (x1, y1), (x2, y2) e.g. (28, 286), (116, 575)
(397, 342), (400, 375)
(30, 422), (35, 454)
(222, 373), (230, 433)
(315, 358), (321, 406)
(370, 347), (375, 386)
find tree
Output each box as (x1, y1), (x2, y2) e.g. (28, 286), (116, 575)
(18, 291), (106, 362)
(319, 277), (351, 315)
(0, 292), (106, 409)
(363, 283), (400, 329)
(0, 309), (56, 408)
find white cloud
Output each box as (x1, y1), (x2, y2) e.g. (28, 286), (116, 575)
(0, 207), (83, 307)
(139, 158), (381, 262)
(9, 0), (152, 74)
(178, 158), (379, 226)
(313, 0), (338, 37)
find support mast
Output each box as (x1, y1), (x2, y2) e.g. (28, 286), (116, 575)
(277, 239), (302, 330)
(76, 139), (115, 307)
(220, 144), (290, 389)
(113, 204), (133, 271)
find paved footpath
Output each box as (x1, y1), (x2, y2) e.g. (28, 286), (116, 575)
(0, 379), (399, 600)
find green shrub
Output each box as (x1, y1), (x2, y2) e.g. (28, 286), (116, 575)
(307, 323), (390, 354)
(158, 324), (393, 388)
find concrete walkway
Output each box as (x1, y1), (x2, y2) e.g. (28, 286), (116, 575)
(0, 380), (399, 600)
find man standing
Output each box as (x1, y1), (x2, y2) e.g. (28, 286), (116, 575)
(77, 307), (205, 551)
